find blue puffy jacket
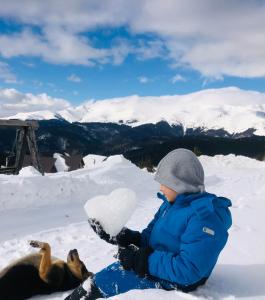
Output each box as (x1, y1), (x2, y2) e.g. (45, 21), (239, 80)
(140, 192), (232, 286)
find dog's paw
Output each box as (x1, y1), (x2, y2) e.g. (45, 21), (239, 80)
(29, 240), (45, 248)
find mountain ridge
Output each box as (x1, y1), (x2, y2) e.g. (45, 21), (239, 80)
(2, 87), (265, 136)
(1, 120), (264, 172)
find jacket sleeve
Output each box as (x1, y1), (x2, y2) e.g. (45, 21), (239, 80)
(140, 202), (166, 247)
(148, 214), (228, 285)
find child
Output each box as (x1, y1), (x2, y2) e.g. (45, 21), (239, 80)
(65, 148), (232, 299)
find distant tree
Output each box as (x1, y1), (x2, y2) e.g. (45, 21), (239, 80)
(254, 151), (265, 161)
(193, 146), (202, 156)
(137, 157), (155, 173)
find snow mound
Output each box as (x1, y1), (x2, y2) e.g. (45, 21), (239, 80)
(0, 155), (152, 213)
(200, 154), (265, 170)
(19, 166), (42, 177)
(84, 188), (137, 236)
(103, 155), (125, 165)
(83, 154), (107, 169)
(83, 154), (128, 171)
(53, 153), (69, 172)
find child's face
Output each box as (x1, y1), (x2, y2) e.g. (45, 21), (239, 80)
(160, 184), (177, 203)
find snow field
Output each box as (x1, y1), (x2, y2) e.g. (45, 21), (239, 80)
(0, 154), (264, 299)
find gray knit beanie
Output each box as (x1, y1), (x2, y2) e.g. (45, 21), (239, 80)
(154, 148), (205, 194)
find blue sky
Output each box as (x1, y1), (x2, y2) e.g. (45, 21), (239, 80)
(0, 0), (264, 105)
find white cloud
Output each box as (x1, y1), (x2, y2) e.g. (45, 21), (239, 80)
(108, 40), (132, 65)
(130, 0), (265, 78)
(171, 74), (186, 84)
(138, 76), (149, 83)
(0, 61), (17, 83)
(135, 39), (168, 60)
(0, 2), (137, 66)
(0, 28), (110, 66)
(0, 1), (133, 30)
(0, 88), (71, 117)
(0, 0), (264, 77)
(67, 74), (82, 82)
(0, 27), (133, 66)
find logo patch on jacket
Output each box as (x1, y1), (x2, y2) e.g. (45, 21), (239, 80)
(202, 226), (215, 236)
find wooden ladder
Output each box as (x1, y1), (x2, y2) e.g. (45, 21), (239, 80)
(0, 120), (44, 175)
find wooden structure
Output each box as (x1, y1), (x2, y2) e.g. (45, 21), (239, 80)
(0, 120), (44, 175)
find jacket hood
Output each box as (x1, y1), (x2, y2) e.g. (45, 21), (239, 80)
(212, 196), (232, 230)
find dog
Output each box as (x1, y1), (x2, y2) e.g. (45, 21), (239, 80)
(0, 240), (92, 300)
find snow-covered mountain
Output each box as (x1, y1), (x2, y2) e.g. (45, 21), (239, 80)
(3, 87), (265, 136)
(0, 154), (264, 299)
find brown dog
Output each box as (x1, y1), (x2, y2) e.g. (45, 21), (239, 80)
(0, 240), (92, 300)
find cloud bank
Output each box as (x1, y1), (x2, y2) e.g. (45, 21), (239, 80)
(0, 0), (264, 78)
(0, 88), (70, 117)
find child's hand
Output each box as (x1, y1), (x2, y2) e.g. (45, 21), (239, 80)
(88, 219), (141, 248)
(88, 218), (117, 245)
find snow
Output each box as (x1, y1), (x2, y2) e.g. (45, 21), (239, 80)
(5, 110), (60, 121)
(0, 154), (265, 299)
(2, 87), (265, 135)
(53, 153), (69, 172)
(82, 277), (93, 295)
(19, 166), (42, 176)
(83, 154), (107, 169)
(84, 188), (137, 236)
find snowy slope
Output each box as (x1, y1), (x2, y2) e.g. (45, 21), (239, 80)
(0, 154), (265, 300)
(3, 87), (265, 135)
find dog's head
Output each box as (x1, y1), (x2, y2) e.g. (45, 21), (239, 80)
(66, 249), (92, 281)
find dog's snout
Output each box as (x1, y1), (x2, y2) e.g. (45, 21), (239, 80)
(68, 249), (79, 261)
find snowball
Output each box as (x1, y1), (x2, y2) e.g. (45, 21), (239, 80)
(84, 188), (137, 236)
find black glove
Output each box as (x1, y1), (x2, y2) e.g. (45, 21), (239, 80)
(117, 245), (153, 277)
(116, 227), (141, 247)
(88, 218), (141, 247)
(88, 218), (117, 245)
